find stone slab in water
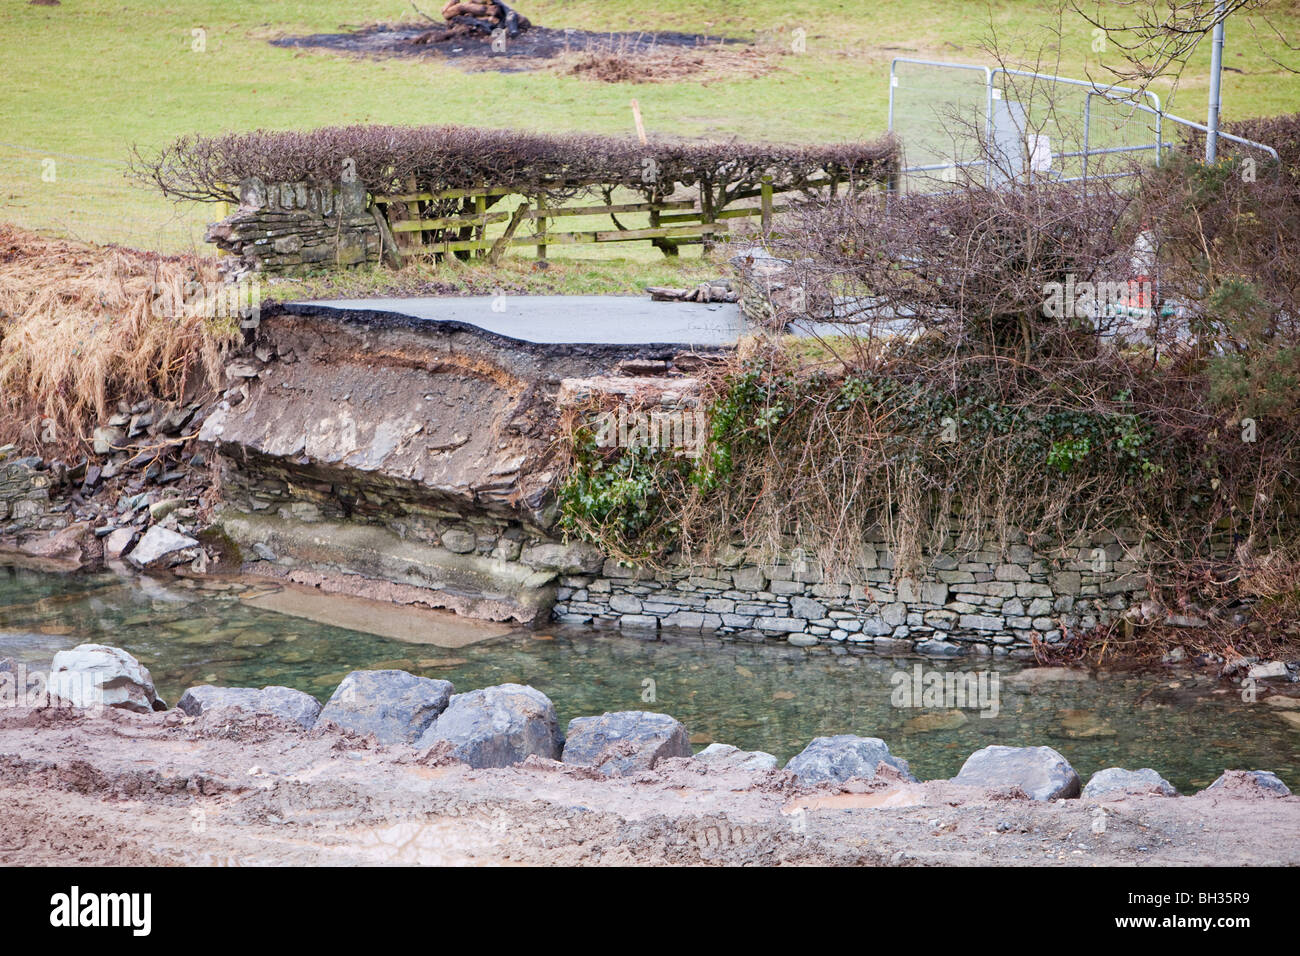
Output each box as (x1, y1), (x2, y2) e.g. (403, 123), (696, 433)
(1202, 769), (1292, 797)
(238, 584), (513, 647)
(318, 670), (454, 745)
(47, 643), (163, 714)
(952, 745), (1081, 801)
(562, 711), (692, 776)
(784, 735), (916, 785)
(417, 682), (562, 767)
(1082, 767), (1178, 798)
(177, 684), (322, 729)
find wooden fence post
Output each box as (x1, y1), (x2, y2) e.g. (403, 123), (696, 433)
(535, 194), (547, 261)
(474, 193), (487, 259)
(404, 175), (421, 254)
(760, 175), (773, 233)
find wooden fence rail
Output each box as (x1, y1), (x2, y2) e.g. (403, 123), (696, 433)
(370, 175), (846, 261)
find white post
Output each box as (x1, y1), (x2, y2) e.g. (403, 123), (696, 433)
(1206, 0), (1225, 162)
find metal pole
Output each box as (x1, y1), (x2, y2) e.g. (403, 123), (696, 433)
(1149, 91), (1163, 166)
(1082, 92), (1092, 183)
(1207, 0), (1225, 162)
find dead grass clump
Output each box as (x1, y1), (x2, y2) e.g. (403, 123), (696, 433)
(1035, 549), (1300, 667)
(563, 45), (777, 84)
(0, 224), (239, 457)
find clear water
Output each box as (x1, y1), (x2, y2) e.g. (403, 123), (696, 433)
(1, 564), (1296, 793)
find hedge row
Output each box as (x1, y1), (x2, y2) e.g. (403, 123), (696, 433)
(133, 124), (899, 206)
(1175, 111), (1300, 175)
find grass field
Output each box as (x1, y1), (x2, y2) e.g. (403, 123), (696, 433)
(1, 0), (1297, 270)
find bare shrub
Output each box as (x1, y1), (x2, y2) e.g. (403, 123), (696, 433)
(130, 125), (897, 208)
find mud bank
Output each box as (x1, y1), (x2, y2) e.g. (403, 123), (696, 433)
(0, 705), (1296, 866)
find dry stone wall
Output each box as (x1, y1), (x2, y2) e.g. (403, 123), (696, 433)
(219, 445), (1148, 653)
(552, 531), (1148, 657)
(205, 178), (382, 275)
(0, 446), (64, 536)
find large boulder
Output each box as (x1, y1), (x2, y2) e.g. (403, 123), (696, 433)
(694, 742), (779, 772)
(177, 684), (321, 729)
(1082, 767), (1178, 798)
(318, 670), (454, 745)
(784, 735), (916, 785)
(562, 711), (692, 776)
(1202, 770), (1292, 797)
(416, 683), (562, 767)
(951, 745), (1081, 800)
(126, 526), (199, 570)
(47, 644), (164, 713)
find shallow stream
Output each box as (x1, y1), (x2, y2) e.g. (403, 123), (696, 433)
(2, 564), (1296, 792)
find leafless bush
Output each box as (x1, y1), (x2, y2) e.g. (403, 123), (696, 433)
(130, 125), (897, 207)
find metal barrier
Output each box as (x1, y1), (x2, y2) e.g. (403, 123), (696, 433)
(887, 58), (1278, 193)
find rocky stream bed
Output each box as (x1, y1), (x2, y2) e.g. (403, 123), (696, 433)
(1, 644), (1297, 866)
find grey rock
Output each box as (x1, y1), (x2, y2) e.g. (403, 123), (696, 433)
(519, 542), (604, 574)
(417, 683), (562, 767)
(756, 617), (808, 633)
(790, 596), (826, 620)
(608, 593), (643, 614)
(177, 684), (321, 729)
(148, 497), (184, 522)
(958, 614), (1005, 631)
(952, 745), (1081, 800)
(915, 639), (964, 656)
(103, 526), (138, 560)
(1082, 767), (1178, 798)
(1203, 770), (1292, 797)
(48, 644), (164, 713)
(126, 526), (199, 569)
(319, 670), (454, 745)
(440, 529), (476, 554)
(694, 742), (779, 771)
(728, 245), (791, 275)
(618, 614), (659, 630)
(785, 735), (916, 785)
(1246, 661), (1290, 681)
(881, 602), (908, 627)
(92, 426), (124, 455)
(562, 711), (691, 776)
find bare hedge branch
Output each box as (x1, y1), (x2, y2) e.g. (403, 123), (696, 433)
(130, 124), (898, 205)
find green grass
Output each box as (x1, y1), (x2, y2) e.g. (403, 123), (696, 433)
(271, 253), (725, 299)
(2, 0), (1298, 268)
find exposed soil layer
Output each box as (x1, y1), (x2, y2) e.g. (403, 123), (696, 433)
(1, 705), (1296, 866)
(270, 24), (745, 71)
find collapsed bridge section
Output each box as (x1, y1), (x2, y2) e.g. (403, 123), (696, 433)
(199, 296), (732, 623)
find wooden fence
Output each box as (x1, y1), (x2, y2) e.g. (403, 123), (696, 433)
(370, 175), (846, 261)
